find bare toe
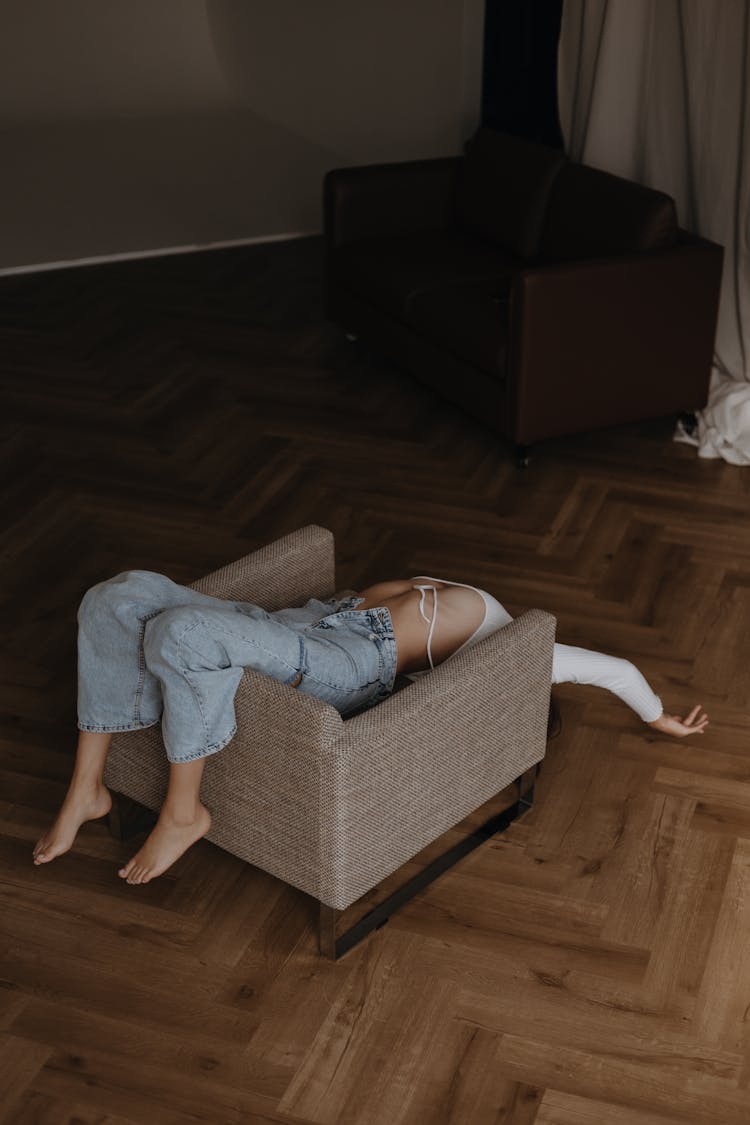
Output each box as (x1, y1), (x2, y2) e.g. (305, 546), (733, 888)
(34, 839), (64, 864)
(120, 803), (211, 886)
(32, 784), (112, 868)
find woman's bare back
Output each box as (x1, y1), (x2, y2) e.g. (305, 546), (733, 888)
(353, 578), (485, 675)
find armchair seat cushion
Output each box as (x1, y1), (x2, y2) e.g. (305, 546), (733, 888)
(405, 278), (509, 379)
(330, 229), (522, 322)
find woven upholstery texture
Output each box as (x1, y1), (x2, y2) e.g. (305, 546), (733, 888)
(322, 608), (555, 907)
(103, 525), (556, 911)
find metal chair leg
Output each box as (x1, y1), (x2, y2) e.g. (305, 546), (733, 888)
(317, 762), (541, 960)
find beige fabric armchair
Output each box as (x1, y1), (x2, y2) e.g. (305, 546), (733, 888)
(104, 524), (556, 959)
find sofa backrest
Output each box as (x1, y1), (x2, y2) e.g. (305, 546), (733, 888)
(536, 161), (679, 263)
(454, 127), (566, 261)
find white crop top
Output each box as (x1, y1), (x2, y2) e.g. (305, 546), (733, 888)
(402, 575), (513, 682)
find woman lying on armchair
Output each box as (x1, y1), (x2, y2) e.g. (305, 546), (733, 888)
(33, 570), (709, 884)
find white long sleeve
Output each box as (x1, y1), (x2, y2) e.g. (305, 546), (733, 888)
(551, 642), (663, 723)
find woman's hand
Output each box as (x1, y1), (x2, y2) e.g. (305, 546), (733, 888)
(648, 704), (709, 738)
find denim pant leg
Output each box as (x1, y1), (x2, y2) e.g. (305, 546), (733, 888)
(76, 568), (303, 739)
(142, 600), (402, 759)
(141, 603), (306, 763)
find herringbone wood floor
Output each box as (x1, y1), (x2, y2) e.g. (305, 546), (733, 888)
(1, 235), (749, 1125)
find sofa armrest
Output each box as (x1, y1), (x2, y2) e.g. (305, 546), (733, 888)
(198, 665), (346, 903)
(323, 608), (556, 908)
(324, 155), (463, 249)
(507, 240), (724, 444)
(187, 523), (336, 610)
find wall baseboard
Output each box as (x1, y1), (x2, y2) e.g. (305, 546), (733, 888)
(0, 230), (318, 278)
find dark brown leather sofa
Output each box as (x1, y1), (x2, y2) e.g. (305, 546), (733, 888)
(323, 127), (724, 465)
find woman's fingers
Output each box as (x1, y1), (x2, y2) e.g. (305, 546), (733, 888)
(684, 705), (709, 727)
(682, 712), (709, 735)
(651, 706), (710, 738)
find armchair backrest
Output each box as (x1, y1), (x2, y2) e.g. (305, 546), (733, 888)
(536, 161), (679, 264)
(453, 125), (679, 268)
(454, 126), (566, 261)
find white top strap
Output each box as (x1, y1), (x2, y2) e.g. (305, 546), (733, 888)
(413, 583), (438, 670)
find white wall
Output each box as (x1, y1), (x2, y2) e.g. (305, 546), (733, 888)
(0, 0), (485, 272)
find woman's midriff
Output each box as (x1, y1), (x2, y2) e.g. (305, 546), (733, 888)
(353, 579), (485, 675)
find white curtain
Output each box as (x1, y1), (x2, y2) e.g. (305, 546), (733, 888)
(557, 0), (750, 464)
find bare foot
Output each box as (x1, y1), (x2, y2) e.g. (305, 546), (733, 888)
(33, 783), (112, 865)
(118, 803), (212, 884)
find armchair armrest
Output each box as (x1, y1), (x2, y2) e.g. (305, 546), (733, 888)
(187, 523), (336, 610)
(323, 155), (463, 249)
(200, 666), (346, 902)
(325, 607), (557, 907)
(507, 238), (724, 444)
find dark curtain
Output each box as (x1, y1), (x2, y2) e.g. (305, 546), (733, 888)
(480, 0), (565, 149)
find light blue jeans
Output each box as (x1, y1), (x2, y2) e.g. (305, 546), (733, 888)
(76, 570), (398, 763)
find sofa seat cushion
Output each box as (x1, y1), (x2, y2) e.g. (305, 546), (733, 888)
(330, 229), (522, 322)
(405, 279), (509, 379)
(537, 162), (679, 263)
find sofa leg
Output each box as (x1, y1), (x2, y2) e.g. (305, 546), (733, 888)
(107, 791), (159, 842)
(514, 444), (532, 468)
(317, 762), (541, 961)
